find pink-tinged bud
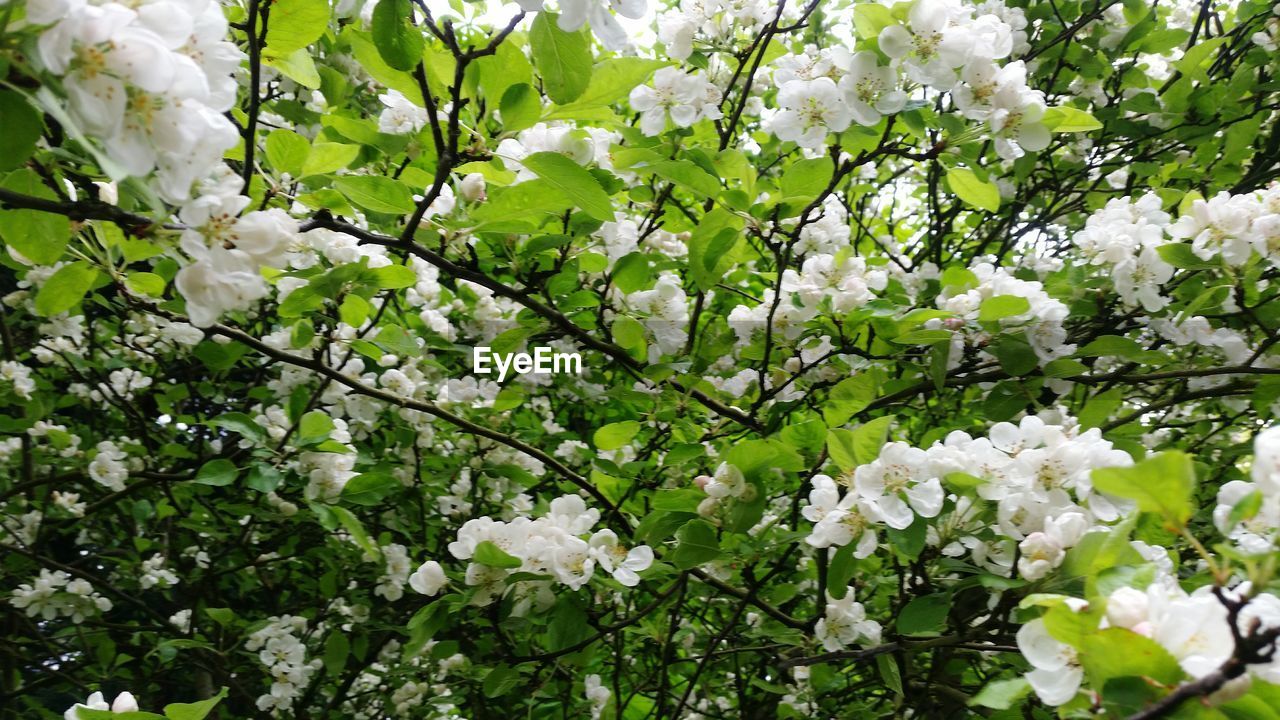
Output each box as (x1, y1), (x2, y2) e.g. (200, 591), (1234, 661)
(460, 173), (487, 202)
(943, 317), (966, 330)
(693, 475), (711, 491)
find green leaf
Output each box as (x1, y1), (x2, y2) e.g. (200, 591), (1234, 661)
(0, 169), (71, 264)
(208, 412), (266, 441)
(886, 517), (927, 561)
(1059, 517), (1141, 587)
(375, 325), (420, 355)
(372, 264), (417, 289)
(669, 519), (721, 569)
(483, 665), (522, 698)
(529, 13), (592, 104)
(324, 631), (349, 676)
(344, 28), (419, 100)
(265, 129), (310, 177)
(646, 160), (722, 199)
(264, 48), (321, 88)
(338, 294), (370, 327)
(1091, 452), (1195, 526)
(500, 83), (543, 133)
(890, 329), (953, 345)
(1076, 335), (1163, 364)
(687, 209), (740, 292)
(1079, 628), (1184, 687)
(779, 157), (833, 205)
(594, 420), (640, 450)
(897, 594), (950, 636)
(162, 687), (228, 720)
(877, 654), (904, 696)
(546, 596), (592, 651)
(341, 471), (398, 506)
(264, 0), (329, 56)
(205, 608), (235, 625)
(371, 0), (425, 71)
(519, 151), (614, 221)
(850, 416), (893, 464)
(35, 262), (99, 317)
(327, 505), (380, 557)
(853, 3), (895, 39)
(474, 540), (522, 569)
(125, 272), (166, 297)
(1042, 106), (1103, 132)
(978, 295), (1031, 322)
(635, 509), (696, 543)
(1157, 243), (1217, 270)
(334, 176), (416, 214)
(825, 544), (858, 599)
(298, 410), (335, 445)
(651, 489), (705, 512)
(301, 142), (360, 176)
(548, 57), (668, 113)
(970, 678), (1030, 710)
(194, 459), (238, 487)
(1176, 37), (1226, 82)
(612, 315), (647, 361)
(991, 334), (1038, 377)
(0, 91), (43, 171)
(246, 466), (283, 493)
(945, 167), (1000, 212)
(826, 429), (859, 473)
(1043, 358), (1088, 378)
(475, 40), (533, 111)
(1042, 600), (1103, 648)
(826, 417), (893, 472)
(470, 179), (573, 229)
(1078, 387), (1122, 430)
(193, 341), (247, 371)
(944, 472), (985, 494)
(823, 374), (877, 427)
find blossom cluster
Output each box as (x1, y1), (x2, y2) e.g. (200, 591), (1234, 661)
(26, 0), (242, 202)
(804, 414), (1134, 580)
(517, 0), (647, 51)
(244, 615), (323, 714)
(10, 568), (113, 623)
(1015, 427), (1280, 704)
(764, 0), (1046, 159)
(1074, 184), (1280, 313)
(656, 0), (777, 60)
(815, 589), (883, 652)
(932, 261), (1075, 366)
(173, 168), (301, 327)
(629, 67), (724, 136)
(1215, 427), (1280, 555)
(1020, 584), (1280, 706)
(441, 495), (654, 605)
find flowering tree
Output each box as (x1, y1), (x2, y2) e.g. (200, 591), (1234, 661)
(2, 0), (1280, 716)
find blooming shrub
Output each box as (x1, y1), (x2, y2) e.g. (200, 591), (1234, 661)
(1, 0), (1280, 717)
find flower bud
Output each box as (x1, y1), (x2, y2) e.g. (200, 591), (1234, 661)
(460, 173), (487, 202)
(1104, 587), (1149, 630)
(111, 692), (139, 713)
